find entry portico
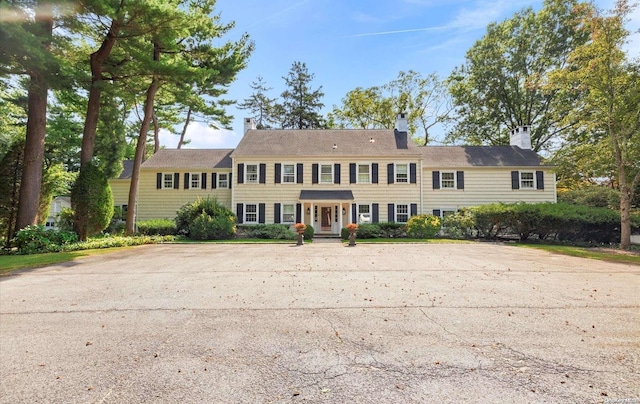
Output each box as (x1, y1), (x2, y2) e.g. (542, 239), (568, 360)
(299, 190), (354, 235)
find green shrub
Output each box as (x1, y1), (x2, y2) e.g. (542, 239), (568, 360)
(137, 219), (177, 236)
(341, 227), (350, 240)
(303, 224), (314, 241)
(442, 209), (475, 239)
(406, 214), (441, 239)
(13, 225), (78, 254)
(175, 197), (236, 240)
(356, 223), (381, 239)
(559, 186), (620, 210)
(57, 207), (75, 233)
(469, 204), (507, 239)
(376, 222), (406, 238)
(71, 162), (114, 240)
(236, 224), (296, 240)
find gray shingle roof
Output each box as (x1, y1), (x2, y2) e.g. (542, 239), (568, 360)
(231, 129), (420, 157)
(116, 160), (134, 179)
(299, 190), (355, 200)
(141, 149), (233, 169)
(419, 146), (546, 167)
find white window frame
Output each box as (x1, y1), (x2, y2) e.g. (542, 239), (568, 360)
(189, 173), (201, 189)
(320, 164), (333, 184)
(357, 163), (371, 184)
(282, 163), (296, 184)
(245, 164), (259, 184)
(396, 204), (409, 223)
(218, 173), (229, 189)
(441, 171), (456, 189)
(245, 204), (258, 223)
(162, 173), (174, 189)
(358, 204), (371, 224)
(395, 163), (408, 183)
(282, 204), (295, 224)
(520, 171), (535, 189)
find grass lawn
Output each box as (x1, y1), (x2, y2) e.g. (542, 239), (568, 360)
(517, 244), (640, 265)
(0, 248), (129, 275)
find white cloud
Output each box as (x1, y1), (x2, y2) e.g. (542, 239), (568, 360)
(158, 121), (240, 149)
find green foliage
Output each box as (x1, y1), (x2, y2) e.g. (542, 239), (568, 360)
(71, 162), (114, 240)
(376, 222), (406, 238)
(236, 224), (296, 240)
(137, 219), (177, 236)
(276, 61), (326, 129)
(356, 223), (382, 239)
(442, 209), (476, 239)
(469, 204), (508, 239)
(0, 138), (24, 247)
(558, 186), (620, 210)
(238, 76), (277, 129)
(13, 225), (78, 254)
(57, 208), (75, 232)
(303, 224), (314, 241)
(406, 214), (441, 239)
(175, 197), (236, 240)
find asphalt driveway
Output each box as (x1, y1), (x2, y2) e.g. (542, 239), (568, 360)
(0, 242), (638, 403)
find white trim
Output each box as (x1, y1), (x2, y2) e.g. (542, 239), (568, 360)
(519, 171), (535, 190)
(357, 203), (371, 224)
(217, 173), (229, 189)
(188, 172), (201, 189)
(440, 171), (456, 189)
(395, 203), (409, 223)
(281, 203), (295, 224)
(319, 163), (334, 184)
(161, 173), (174, 189)
(244, 203), (258, 224)
(357, 163), (371, 184)
(281, 163), (296, 184)
(395, 163), (409, 183)
(245, 163), (259, 184)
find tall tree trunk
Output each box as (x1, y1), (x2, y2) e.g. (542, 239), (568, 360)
(15, 4), (52, 231)
(177, 108), (192, 149)
(125, 43), (161, 235)
(152, 110), (160, 153)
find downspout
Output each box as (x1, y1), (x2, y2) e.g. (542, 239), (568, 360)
(419, 157), (424, 214)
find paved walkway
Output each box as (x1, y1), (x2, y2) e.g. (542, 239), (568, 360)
(1, 243), (638, 403)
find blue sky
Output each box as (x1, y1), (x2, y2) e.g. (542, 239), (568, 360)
(159, 0), (640, 149)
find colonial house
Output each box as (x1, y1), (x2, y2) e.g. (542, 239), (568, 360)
(109, 115), (556, 236)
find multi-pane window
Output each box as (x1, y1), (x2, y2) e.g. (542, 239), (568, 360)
(245, 204), (257, 223)
(320, 164), (333, 184)
(396, 164), (408, 183)
(358, 204), (371, 224)
(163, 173), (174, 189)
(282, 204), (295, 223)
(246, 164), (258, 183)
(190, 173), (200, 189)
(520, 172), (534, 189)
(218, 173), (228, 188)
(282, 164), (295, 183)
(441, 172), (455, 188)
(357, 164), (370, 183)
(396, 204), (409, 223)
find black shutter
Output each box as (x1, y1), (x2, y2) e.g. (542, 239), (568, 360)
(312, 164), (318, 184)
(388, 204), (395, 222)
(184, 173), (189, 190)
(296, 203), (302, 223)
(432, 171), (440, 189)
(536, 171), (544, 190)
(174, 173), (180, 189)
(351, 204), (357, 223)
(156, 173), (162, 189)
(334, 164), (341, 184)
(387, 164), (394, 184)
(410, 163), (417, 184)
(456, 171), (464, 190)
(297, 163), (303, 184)
(433, 209), (441, 217)
(201, 172), (207, 189)
(511, 171), (520, 189)
(372, 163), (378, 184)
(372, 203), (379, 223)
(259, 163), (266, 184)
(349, 163), (356, 184)
(237, 164), (244, 184)
(211, 173), (217, 189)
(229, 173), (232, 189)
(410, 203), (417, 216)
(274, 203), (281, 223)
(275, 163), (281, 184)
(237, 204), (244, 223)
(258, 203), (265, 224)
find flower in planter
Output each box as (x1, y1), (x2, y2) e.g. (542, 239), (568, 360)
(346, 223), (359, 231)
(293, 223), (307, 231)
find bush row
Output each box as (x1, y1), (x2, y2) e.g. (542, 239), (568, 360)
(339, 217), (442, 240)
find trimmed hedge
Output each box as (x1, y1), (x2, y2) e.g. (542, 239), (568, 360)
(236, 224), (296, 240)
(137, 219), (177, 236)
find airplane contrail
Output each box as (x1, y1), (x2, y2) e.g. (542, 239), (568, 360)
(347, 24), (466, 38)
(241, 0), (313, 30)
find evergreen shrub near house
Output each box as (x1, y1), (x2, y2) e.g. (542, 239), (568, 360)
(71, 162), (114, 240)
(442, 209), (476, 239)
(137, 219), (177, 236)
(376, 222), (406, 238)
(303, 224), (314, 241)
(13, 225), (78, 254)
(406, 214), (441, 239)
(175, 197), (236, 240)
(236, 224), (296, 240)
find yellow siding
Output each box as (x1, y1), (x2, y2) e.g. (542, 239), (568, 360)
(136, 169), (232, 220)
(109, 180), (131, 207)
(422, 167), (556, 213)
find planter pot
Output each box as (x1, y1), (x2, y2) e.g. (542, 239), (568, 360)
(348, 231), (356, 247)
(297, 230), (305, 246)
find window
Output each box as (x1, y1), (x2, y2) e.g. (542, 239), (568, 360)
(396, 204), (409, 223)
(245, 204), (257, 223)
(520, 172), (534, 189)
(189, 173), (200, 189)
(282, 204), (295, 223)
(218, 173), (228, 189)
(357, 164), (370, 183)
(163, 173), (174, 189)
(358, 204), (371, 224)
(246, 164), (258, 183)
(441, 172), (455, 189)
(320, 164), (333, 184)
(396, 164), (408, 183)
(282, 164), (295, 183)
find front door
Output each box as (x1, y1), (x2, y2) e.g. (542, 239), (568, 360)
(321, 207), (331, 231)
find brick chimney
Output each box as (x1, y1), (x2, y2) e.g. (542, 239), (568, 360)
(244, 117), (256, 134)
(510, 125), (532, 150)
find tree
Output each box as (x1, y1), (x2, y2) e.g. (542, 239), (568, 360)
(447, 0), (591, 152)
(0, 140), (24, 248)
(238, 76), (277, 129)
(329, 86), (394, 130)
(551, 0), (640, 249)
(276, 61), (325, 129)
(71, 161), (113, 240)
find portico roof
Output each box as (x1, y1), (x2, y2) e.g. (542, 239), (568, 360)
(299, 190), (354, 201)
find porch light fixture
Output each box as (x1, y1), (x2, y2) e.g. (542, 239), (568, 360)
(342, 207), (346, 215)
(306, 207), (310, 214)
